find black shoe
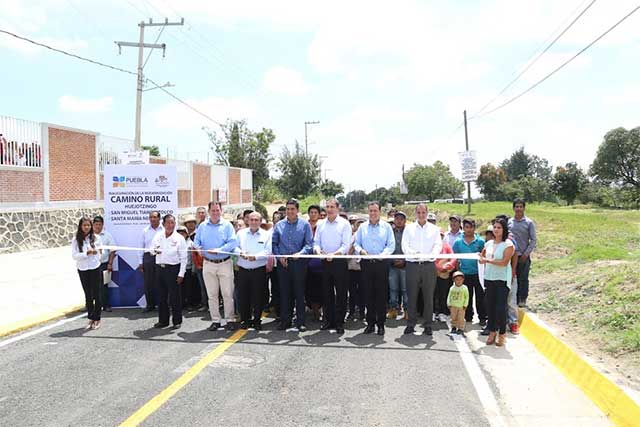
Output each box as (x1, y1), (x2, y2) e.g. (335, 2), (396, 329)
(403, 326), (415, 335)
(336, 326), (345, 334)
(225, 322), (238, 331)
(480, 327), (490, 336)
(254, 322), (263, 331)
(153, 322), (169, 328)
(320, 322), (332, 330)
(143, 306), (155, 313)
(208, 322), (221, 331)
(450, 327), (458, 334)
(423, 326), (433, 336)
(240, 321), (251, 330)
(278, 322), (291, 331)
(456, 329), (465, 336)
(377, 325), (385, 336)
(173, 323), (182, 329)
(479, 319), (487, 327)
(296, 324), (307, 332)
(363, 324), (375, 334)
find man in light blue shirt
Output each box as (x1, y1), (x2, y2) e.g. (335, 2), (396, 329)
(194, 201), (238, 331)
(314, 198), (352, 334)
(235, 212), (271, 331)
(354, 201), (395, 335)
(272, 199), (313, 331)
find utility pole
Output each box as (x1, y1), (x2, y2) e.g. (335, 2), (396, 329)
(319, 155), (328, 183)
(116, 18), (184, 150)
(463, 110), (472, 214)
(304, 121), (320, 155)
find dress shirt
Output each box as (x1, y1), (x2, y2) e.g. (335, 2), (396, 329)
(235, 227), (272, 269)
(452, 234), (485, 275)
(313, 216), (352, 255)
(193, 218), (238, 260)
(98, 230), (116, 264)
(151, 231), (188, 277)
(72, 235), (103, 271)
(353, 220), (395, 256)
(443, 229), (463, 248)
(401, 221), (443, 262)
(508, 216), (537, 257)
(139, 224), (164, 265)
(272, 217), (313, 256)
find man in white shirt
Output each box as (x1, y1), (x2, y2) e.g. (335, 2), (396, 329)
(443, 215), (463, 248)
(151, 214), (187, 329)
(402, 203), (443, 336)
(314, 199), (352, 334)
(235, 212), (272, 331)
(138, 211), (163, 312)
(92, 215), (116, 312)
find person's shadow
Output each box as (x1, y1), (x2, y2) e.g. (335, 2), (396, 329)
(301, 330), (341, 346)
(344, 332), (385, 347)
(49, 327), (92, 338)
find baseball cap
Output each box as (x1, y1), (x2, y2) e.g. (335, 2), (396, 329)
(394, 211), (407, 219)
(177, 225), (188, 233)
(348, 214), (360, 222)
(427, 212), (437, 221)
(449, 214), (462, 223)
(485, 224), (494, 233)
(453, 271), (464, 279)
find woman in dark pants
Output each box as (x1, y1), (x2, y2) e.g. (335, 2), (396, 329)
(479, 217), (515, 347)
(71, 216), (103, 330)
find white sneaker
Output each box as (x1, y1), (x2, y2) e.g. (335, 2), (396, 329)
(432, 314), (437, 322)
(438, 313), (448, 322)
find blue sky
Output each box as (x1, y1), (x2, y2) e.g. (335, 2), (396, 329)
(1, 0), (639, 192)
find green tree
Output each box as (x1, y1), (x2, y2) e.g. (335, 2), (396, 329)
(340, 190), (368, 211)
(590, 127), (640, 188)
(500, 147), (552, 181)
(205, 119), (275, 192)
(320, 180), (345, 198)
(476, 163), (507, 201)
(552, 162), (587, 205)
(141, 145), (160, 157)
(405, 161), (464, 201)
(276, 141), (321, 198)
(500, 176), (555, 203)
(367, 185), (404, 206)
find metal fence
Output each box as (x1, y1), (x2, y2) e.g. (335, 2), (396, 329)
(0, 116), (42, 168)
(98, 134), (134, 173)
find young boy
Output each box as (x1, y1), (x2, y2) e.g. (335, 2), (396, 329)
(448, 271), (469, 335)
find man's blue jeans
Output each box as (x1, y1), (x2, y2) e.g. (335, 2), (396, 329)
(388, 266), (407, 310)
(278, 259), (308, 327)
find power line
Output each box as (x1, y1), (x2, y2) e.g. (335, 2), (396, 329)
(0, 28), (137, 76)
(142, 25), (166, 69)
(0, 27), (224, 129)
(470, 0), (598, 119)
(477, 4), (640, 119)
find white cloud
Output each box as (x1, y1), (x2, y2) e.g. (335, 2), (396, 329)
(263, 66), (310, 96)
(148, 97), (257, 130)
(58, 95), (113, 113)
(604, 85), (640, 106)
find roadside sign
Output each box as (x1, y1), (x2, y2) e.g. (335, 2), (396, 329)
(459, 150), (478, 182)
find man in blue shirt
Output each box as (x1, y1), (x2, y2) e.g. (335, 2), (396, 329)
(194, 201), (238, 332)
(354, 201), (395, 335)
(272, 199), (313, 331)
(452, 218), (486, 327)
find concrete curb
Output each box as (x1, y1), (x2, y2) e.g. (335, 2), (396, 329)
(518, 309), (640, 427)
(0, 304), (85, 338)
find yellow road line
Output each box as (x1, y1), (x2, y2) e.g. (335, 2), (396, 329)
(0, 304), (85, 338)
(519, 310), (640, 427)
(119, 329), (247, 427)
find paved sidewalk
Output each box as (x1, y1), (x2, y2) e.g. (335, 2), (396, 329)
(0, 246), (84, 334)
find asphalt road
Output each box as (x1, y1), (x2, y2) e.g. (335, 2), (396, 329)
(0, 309), (491, 427)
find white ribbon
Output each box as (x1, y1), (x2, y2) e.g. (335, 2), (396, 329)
(97, 245), (479, 261)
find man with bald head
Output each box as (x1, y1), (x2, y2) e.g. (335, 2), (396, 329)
(402, 203), (442, 336)
(235, 212), (271, 330)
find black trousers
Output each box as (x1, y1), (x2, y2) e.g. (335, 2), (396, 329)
(268, 269), (281, 315)
(237, 266), (267, 324)
(78, 267), (101, 321)
(99, 262), (111, 309)
(465, 274), (487, 322)
(361, 260), (389, 328)
(156, 264), (182, 326)
(485, 280), (509, 334)
(321, 259), (348, 327)
(143, 253), (158, 308)
(435, 275), (452, 315)
(306, 270), (324, 308)
(181, 270), (200, 307)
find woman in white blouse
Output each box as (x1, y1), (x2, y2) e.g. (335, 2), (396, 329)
(71, 216), (103, 330)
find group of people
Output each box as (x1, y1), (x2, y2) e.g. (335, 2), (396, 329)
(71, 197), (536, 346)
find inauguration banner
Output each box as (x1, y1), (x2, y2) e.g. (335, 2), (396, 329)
(104, 164), (177, 307)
